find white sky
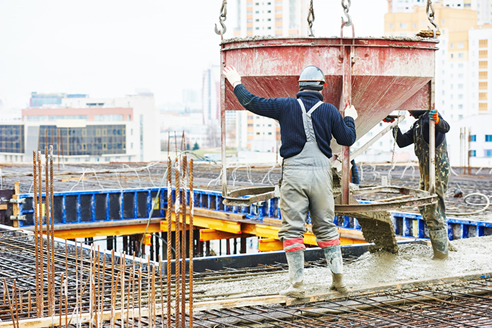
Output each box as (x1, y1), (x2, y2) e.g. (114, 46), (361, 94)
(0, 0), (387, 109)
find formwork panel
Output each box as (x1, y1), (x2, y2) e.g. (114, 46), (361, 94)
(94, 194), (107, 221)
(65, 195), (78, 223)
(80, 194), (92, 222)
(123, 192), (134, 219)
(109, 193), (121, 220)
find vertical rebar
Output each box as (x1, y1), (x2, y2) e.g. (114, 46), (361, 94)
(121, 253), (126, 325)
(174, 157), (181, 327)
(132, 252), (136, 328)
(13, 280), (19, 328)
(4, 280), (15, 328)
(181, 156), (187, 327)
(138, 266), (142, 328)
(89, 245), (94, 328)
(59, 273), (63, 328)
(27, 291), (31, 318)
(101, 248), (106, 328)
(44, 146), (52, 317)
(159, 255), (164, 328)
(152, 265), (156, 328)
(49, 145), (55, 316)
(147, 256), (151, 327)
(110, 249), (115, 326)
(37, 151), (44, 317)
(166, 157), (172, 328)
(32, 151), (40, 318)
(189, 158), (194, 328)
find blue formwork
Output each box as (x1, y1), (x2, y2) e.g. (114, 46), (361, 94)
(17, 188), (492, 241)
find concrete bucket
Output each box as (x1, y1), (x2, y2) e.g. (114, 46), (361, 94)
(221, 36), (438, 153)
(219, 36), (440, 253)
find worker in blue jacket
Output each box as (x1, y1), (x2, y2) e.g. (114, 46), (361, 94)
(223, 65), (357, 298)
(393, 109), (450, 259)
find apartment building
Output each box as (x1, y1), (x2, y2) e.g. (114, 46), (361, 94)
(233, 0), (309, 38)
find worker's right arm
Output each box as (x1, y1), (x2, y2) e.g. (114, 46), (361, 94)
(393, 126), (414, 148)
(233, 84), (285, 120)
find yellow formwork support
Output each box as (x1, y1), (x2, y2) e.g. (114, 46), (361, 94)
(54, 223), (161, 239)
(258, 238), (283, 252)
(199, 229), (251, 241)
(169, 213), (242, 234)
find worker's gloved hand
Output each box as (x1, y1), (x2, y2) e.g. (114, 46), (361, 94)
(429, 109), (440, 124)
(223, 66), (242, 88)
(344, 105), (358, 120)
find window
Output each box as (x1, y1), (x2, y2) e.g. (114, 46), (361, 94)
(458, 53), (464, 59)
(400, 23), (407, 28)
(479, 82), (488, 90)
(389, 23), (394, 29)
(457, 42), (464, 49)
(486, 150), (492, 157)
(480, 71), (488, 79)
(479, 39), (488, 48)
(486, 135), (492, 142)
(450, 43), (454, 49)
(471, 135), (477, 142)
(471, 150), (476, 157)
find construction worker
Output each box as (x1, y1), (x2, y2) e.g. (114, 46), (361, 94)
(223, 65), (357, 298)
(392, 109), (450, 259)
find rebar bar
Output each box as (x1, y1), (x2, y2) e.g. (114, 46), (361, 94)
(166, 157), (172, 328)
(174, 157), (181, 328)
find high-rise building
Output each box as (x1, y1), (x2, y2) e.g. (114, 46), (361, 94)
(385, 3), (478, 121)
(233, 0), (310, 38)
(389, 0), (491, 24)
(202, 65), (220, 127)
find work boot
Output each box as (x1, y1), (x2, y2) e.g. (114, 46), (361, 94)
(323, 245), (348, 293)
(279, 250), (305, 298)
(429, 229), (449, 260)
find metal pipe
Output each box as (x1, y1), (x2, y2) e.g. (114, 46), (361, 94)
(341, 41), (353, 204)
(220, 45), (228, 197)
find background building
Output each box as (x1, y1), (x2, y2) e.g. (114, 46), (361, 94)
(233, 0), (309, 38)
(0, 91), (160, 163)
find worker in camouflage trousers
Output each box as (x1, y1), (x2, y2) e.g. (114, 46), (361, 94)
(392, 109), (450, 259)
(223, 65), (357, 298)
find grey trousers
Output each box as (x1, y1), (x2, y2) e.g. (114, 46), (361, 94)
(278, 143), (339, 244)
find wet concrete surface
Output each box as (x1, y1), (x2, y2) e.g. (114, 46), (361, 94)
(195, 236), (492, 300)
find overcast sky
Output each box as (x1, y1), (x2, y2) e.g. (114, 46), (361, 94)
(0, 0), (387, 109)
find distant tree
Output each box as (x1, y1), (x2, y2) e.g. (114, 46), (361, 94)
(193, 142), (200, 150)
(186, 143), (190, 150)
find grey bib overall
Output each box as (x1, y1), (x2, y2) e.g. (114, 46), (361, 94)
(279, 99), (340, 248)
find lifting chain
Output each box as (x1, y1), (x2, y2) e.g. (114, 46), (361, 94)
(307, 0), (315, 37)
(214, 0), (228, 37)
(426, 0), (439, 31)
(341, 0), (352, 27)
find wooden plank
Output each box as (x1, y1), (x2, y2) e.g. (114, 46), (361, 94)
(0, 204), (7, 210)
(286, 271), (492, 306)
(52, 223), (161, 239)
(258, 238), (283, 252)
(171, 213), (242, 234)
(200, 229), (252, 241)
